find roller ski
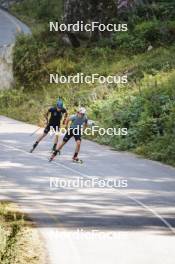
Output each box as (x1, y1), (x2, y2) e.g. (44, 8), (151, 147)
(30, 142), (38, 153)
(49, 150), (59, 162)
(72, 157), (83, 164)
(51, 144), (61, 155)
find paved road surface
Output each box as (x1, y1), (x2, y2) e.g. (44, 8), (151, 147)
(0, 8), (30, 45)
(1, 7), (174, 264)
(0, 116), (175, 264)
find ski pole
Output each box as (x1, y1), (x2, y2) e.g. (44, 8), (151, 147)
(30, 127), (41, 136)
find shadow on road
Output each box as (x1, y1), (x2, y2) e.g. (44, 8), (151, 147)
(0, 131), (175, 235)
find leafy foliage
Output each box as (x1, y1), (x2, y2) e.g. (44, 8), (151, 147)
(1, 0), (175, 166)
(89, 71), (175, 165)
(11, 0), (63, 23)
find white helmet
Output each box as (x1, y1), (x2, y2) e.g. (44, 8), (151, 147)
(78, 107), (86, 114)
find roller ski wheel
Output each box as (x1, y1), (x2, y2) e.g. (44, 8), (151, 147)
(51, 148), (61, 155)
(72, 158), (83, 164)
(49, 154), (55, 162)
(49, 150), (58, 162)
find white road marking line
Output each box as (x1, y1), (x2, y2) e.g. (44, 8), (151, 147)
(0, 142), (175, 234)
(126, 194), (175, 234)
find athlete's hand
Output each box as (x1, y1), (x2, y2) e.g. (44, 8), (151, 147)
(63, 119), (66, 125)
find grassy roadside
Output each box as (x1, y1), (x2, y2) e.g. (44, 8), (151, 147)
(0, 201), (45, 264)
(0, 44), (175, 166)
(0, 47), (175, 166)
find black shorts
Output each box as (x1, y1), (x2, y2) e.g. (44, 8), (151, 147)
(44, 124), (60, 134)
(63, 128), (81, 142)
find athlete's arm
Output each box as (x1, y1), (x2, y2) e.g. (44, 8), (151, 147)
(44, 111), (49, 124)
(65, 115), (75, 130)
(83, 118), (88, 130)
(45, 108), (52, 124)
(64, 117), (71, 130)
(83, 123), (88, 130)
(63, 110), (68, 125)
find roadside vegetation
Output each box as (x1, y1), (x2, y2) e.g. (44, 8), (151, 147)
(0, 201), (45, 264)
(0, 0), (175, 166)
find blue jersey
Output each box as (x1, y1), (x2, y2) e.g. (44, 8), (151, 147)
(48, 107), (67, 126)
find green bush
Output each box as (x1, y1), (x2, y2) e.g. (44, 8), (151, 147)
(114, 20), (175, 53)
(11, 0), (63, 23)
(89, 70), (175, 165)
(115, 31), (147, 53)
(136, 135), (175, 166)
(2, 0), (175, 167)
(13, 34), (48, 88)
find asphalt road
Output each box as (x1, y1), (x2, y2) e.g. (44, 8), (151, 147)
(0, 8), (30, 45)
(1, 7), (175, 264)
(0, 116), (175, 264)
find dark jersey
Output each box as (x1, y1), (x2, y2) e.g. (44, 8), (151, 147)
(48, 107), (67, 127)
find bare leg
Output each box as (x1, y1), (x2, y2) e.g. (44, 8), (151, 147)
(49, 140), (67, 161)
(56, 140), (66, 151)
(73, 140), (81, 159)
(36, 132), (47, 143)
(52, 135), (59, 151)
(54, 135), (59, 145)
(30, 132), (48, 153)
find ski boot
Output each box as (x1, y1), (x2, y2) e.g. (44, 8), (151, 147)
(52, 144), (61, 155)
(72, 157), (83, 164)
(49, 150), (59, 162)
(30, 142), (38, 153)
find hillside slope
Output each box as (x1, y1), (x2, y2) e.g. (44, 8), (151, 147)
(0, 0), (174, 165)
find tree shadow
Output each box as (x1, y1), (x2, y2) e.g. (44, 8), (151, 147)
(0, 131), (175, 235)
